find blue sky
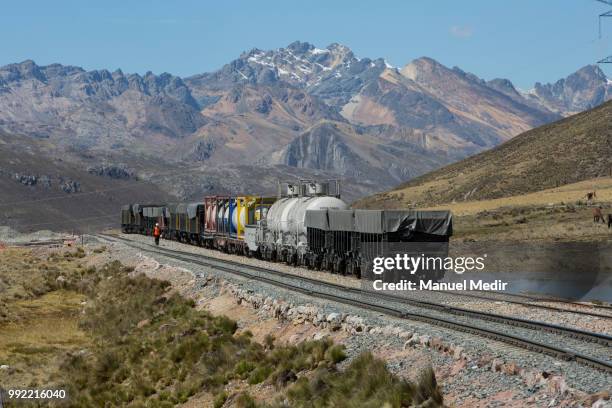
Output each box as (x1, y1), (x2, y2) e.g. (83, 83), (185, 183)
(1, 0), (611, 88)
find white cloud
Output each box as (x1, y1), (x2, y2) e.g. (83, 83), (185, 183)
(450, 25), (473, 39)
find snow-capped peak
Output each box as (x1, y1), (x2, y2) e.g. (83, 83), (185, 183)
(311, 48), (329, 55)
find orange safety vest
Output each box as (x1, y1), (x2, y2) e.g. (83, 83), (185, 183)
(153, 226), (161, 237)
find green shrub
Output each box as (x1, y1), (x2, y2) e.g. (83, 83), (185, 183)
(264, 333), (275, 349)
(325, 344), (346, 364)
(248, 365), (273, 384)
(49, 259), (443, 407)
(213, 391), (228, 408)
(234, 359), (256, 378)
(280, 353), (443, 408)
(235, 392), (257, 408)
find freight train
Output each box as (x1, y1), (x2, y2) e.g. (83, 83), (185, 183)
(120, 180), (452, 279)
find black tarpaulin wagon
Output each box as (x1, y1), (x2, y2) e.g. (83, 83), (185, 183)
(121, 204), (135, 233)
(168, 202), (204, 244)
(305, 209), (452, 278)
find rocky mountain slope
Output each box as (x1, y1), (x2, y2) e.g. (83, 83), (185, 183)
(1, 41), (610, 228)
(522, 65), (612, 115)
(0, 131), (171, 232)
(0, 60), (205, 150)
(356, 100), (612, 209)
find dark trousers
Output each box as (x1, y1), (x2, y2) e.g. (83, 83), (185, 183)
(154, 236), (160, 245)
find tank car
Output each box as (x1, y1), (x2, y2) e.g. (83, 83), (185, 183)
(248, 180), (347, 264)
(204, 195), (274, 254)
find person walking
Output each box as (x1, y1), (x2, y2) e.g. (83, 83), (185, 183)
(153, 223), (161, 246)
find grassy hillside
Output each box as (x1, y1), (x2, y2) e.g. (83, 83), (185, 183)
(357, 100), (612, 209)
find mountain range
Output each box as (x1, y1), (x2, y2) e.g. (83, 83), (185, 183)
(1, 41), (611, 229)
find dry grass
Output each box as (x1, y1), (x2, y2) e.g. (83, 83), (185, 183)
(274, 353), (443, 408)
(0, 248), (91, 389)
(452, 205), (611, 242)
(421, 178), (612, 242)
(425, 177), (612, 216)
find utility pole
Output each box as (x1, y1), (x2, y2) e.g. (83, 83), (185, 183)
(597, 0), (612, 63)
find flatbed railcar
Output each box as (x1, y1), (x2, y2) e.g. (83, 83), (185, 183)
(120, 180), (453, 280)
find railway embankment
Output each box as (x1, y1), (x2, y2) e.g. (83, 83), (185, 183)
(98, 233), (612, 407)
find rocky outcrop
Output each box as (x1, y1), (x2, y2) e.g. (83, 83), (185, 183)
(87, 164), (135, 180)
(0, 60), (207, 146)
(58, 178), (80, 193)
(0, 168), (80, 193)
(526, 65), (612, 114)
(282, 122), (359, 175)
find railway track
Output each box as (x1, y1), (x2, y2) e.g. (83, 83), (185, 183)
(469, 290), (612, 313)
(427, 289), (612, 320)
(98, 233), (612, 373)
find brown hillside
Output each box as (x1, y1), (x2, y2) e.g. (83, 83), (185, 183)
(357, 100), (612, 208)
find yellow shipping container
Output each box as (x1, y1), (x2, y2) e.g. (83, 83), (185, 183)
(234, 196), (277, 239)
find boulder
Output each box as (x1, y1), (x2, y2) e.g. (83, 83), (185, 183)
(430, 337), (444, 351)
(403, 336), (420, 349)
(326, 312), (342, 324)
(419, 335), (431, 346)
(452, 346), (465, 360)
(502, 362), (519, 375)
(592, 399), (612, 408)
(547, 376), (568, 396)
(398, 331), (413, 339)
(313, 332), (328, 341)
(491, 358), (504, 372)
(583, 392), (610, 407)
